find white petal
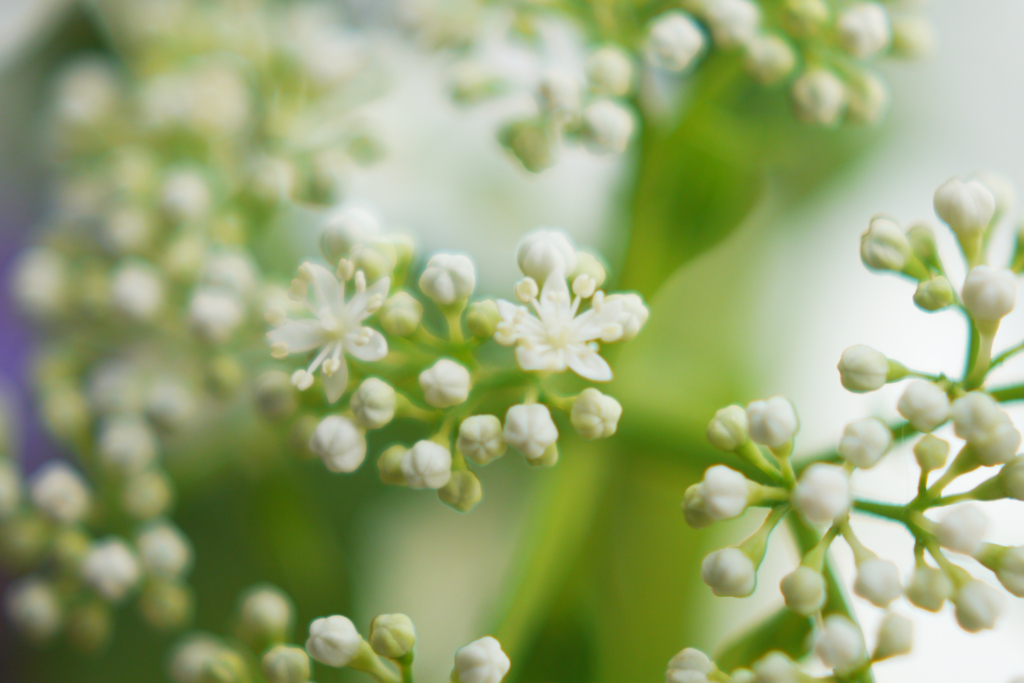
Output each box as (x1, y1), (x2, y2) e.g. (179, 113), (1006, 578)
(566, 346), (613, 381)
(517, 345), (564, 372)
(537, 269), (572, 321)
(345, 328), (388, 361)
(323, 359), (349, 404)
(267, 319), (327, 353)
(348, 277), (391, 320)
(496, 299), (520, 322)
(305, 263), (343, 314)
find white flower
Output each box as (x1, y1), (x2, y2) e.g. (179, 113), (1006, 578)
(838, 418), (891, 468)
(853, 557), (902, 608)
(904, 566), (951, 612)
(605, 293), (650, 341)
(698, 466), (750, 521)
(815, 615), (866, 674)
(29, 461), (91, 524)
(706, 405), (749, 451)
(703, 0), (761, 48)
(993, 546), (1024, 597)
(12, 247), (68, 317)
(81, 537), (142, 602)
(836, 3), (891, 59)
(582, 100), (635, 154)
(934, 177), (996, 239)
(97, 415), (159, 475)
(137, 522), (194, 578)
(701, 547), (756, 597)
(570, 388), (622, 439)
(537, 68), (581, 118)
(646, 11), (706, 72)
(401, 441), (452, 489)
(587, 46), (633, 97)
(308, 416), (366, 473)
(161, 170), (212, 223)
(495, 271), (624, 381)
(746, 396), (799, 448)
(350, 378), (397, 429)
(419, 253), (476, 305)
(111, 262), (164, 320)
(0, 459), (22, 518)
(935, 505), (988, 557)
(873, 613), (913, 661)
(896, 381), (950, 433)
(953, 580), (1003, 632)
(503, 404), (559, 461)
(950, 392), (1021, 465)
(791, 68), (847, 126)
(744, 34), (796, 85)
(837, 344), (889, 393)
(369, 613), (416, 660)
(4, 577), (62, 642)
(267, 262), (389, 403)
(751, 652), (798, 683)
(452, 636), (510, 683)
(961, 265), (1017, 322)
(780, 566), (826, 616)
(189, 288), (245, 343)
(517, 230), (577, 283)
(458, 416), (506, 465)
(791, 464), (850, 524)
(860, 215), (910, 272)
(419, 359), (472, 408)
(306, 615), (362, 667)
(666, 647), (714, 683)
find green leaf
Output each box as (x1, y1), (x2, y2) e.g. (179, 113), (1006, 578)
(714, 607), (814, 672)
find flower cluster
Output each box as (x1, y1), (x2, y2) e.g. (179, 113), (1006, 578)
(668, 175), (1024, 683)
(167, 583), (511, 683)
(270, 226), (648, 510)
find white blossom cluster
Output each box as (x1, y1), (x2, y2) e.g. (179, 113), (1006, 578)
(272, 226), (648, 511)
(668, 175), (1024, 683)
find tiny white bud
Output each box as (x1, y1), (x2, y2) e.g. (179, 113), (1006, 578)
(646, 11), (706, 72)
(97, 415), (159, 475)
(897, 381), (950, 433)
(503, 404), (559, 462)
(815, 615), (866, 674)
(587, 46), (633, 97)
(146, 379), (196, 432)
(452, 635), (510, 683)
(189, 288), (245, 344)
(744, 34), (796, 85)
(161, 171), (212, 223)
(537, 68), (581, 118)
(854, 557), (902, 608)
(701, 547), (756, 597)
(239, 585), (294, 647)
(935, 505), (988, 557)
(682, 484), (714, 529)
(262, 645), (311, 683)
(934, 177), (996, 240)
(791, 68), (847, 126)
(81, 537), (142, 602)
(570, 388), (622, 440)
(168, 635), (229, 683)
(952, 580), (1004, 632)
(350, 378), (397, 430)
(111, 262), (164, 320)
(571, 274), (597, 299)
(666, 647), (714, 683)
(309, 416), (366, 473)
(419, 359), (472, 408)
(514, 278), (539, 303)
(29, 461), (91, 524)
(836, 2), (891, 59)
(457, 415), (506, 465)
(699, 465), (751, 521)
(400, 440), (452, 489)
(846, 71), (889, 125)
(746, 396), (799, 448)
(837, 344), (889, 393)
(582, 100), (635, 154)
(320, 206), (381, 262)
(751, 651), (798, 683)
(913, 434), (950, 472)
(904, 566), (952, 612)
(706, 405), (749, 451)
(838, 417), (891, 468)
(369, 613), (416, 660)
(704, 0), (761, 48)
(137, 522), (193, 578)
(961, 265), (1017, 323)
(914, 275), (954, 311)
(419, 253), (476, 305)
(950, 392), (1021, 465)
(380, 292), (423, 336)
(860, 215), (910, 272)
(306, 615), (362, 667)
(4, 577), (62, 642)
(604, 293), (650, 341)
(123, 469), (175, 521)
(872, 612), (913, 661)
(791, 464), (851, 525)
(11, 247), (68, 318)
(780, 566), (826, 616)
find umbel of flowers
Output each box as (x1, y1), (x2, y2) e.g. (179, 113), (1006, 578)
(667, 175), (1024, 683)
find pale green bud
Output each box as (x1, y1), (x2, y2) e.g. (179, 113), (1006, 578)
(466, 300), (500, 339)
(913, 434), (950, 473)
(706, 405), (749, 451)
(351, 378), (397, 430)
(906, 223), (938, 265)
(780, 565), (826, 616)
(67, 600), (113, 653)
(138, 578), (194, 631)
(905, 566), (951, 612)
(387, 234), (416, 273)
(123, 469), (175, 521)
(891, 15), (935, 59)
(569, 252), (607, 289)
(782, 0), (830, 36)
(236, 585), (294, 650)
(872, 612), (913, 661)
(914, 276), (953, 311)
(378, 445), (408, 486)
(0, 514), (51, 569)
(860, 216), (911, 273)
(380, 292), (423, 337)
(682, 484), (713, 529)
(200, 650), (249, 683)
(570, 388), (622, 440)
(1001, 456), (1024, 500)
(52, 527), (91, 571)
(369, 613), (416, 660)
(439, 470), (483, 512)
(354, 241), (398, 282)
(499, 119), (554, 173)
(262, 645), (311, 683)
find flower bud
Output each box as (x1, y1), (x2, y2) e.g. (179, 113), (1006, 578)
(262, 645), (310, 683)
(838, 417), (891, 468)
(401, 441), (452, 489)
(237, 585), (294, 649)
(953, 580), (1003, 632)
(791, 68), (847, 127)
(254, 370), (298, 421)
(309, 416), (367, 474)
(369, 613), (416, 660)
(706, 405), (749, 451)
(439, 470), (483, 512)
(377, 445), (408, 486)
(990, 546), (1024, 597)
(666, 647), (714, 683)
(137, 522), (194, 578)
(746, 396), (798, 449)
(123, 469), (175, 520)
(499, 119), (554, 173)
(1001, 456), (1024, 500)
(466, 300), (501, 339)
(138, 577), (194, 631)
(351, 378), (397, 430)
(189, 288), (245, 344)
(4, 577), (62, 642)
(950, 392), (1021, 465)
(836, 2), (891, 59)
(570, 388), (622, 440)
(571, 252), (607, 289)
(353, 241), (399, 282)
(854, 557), (902, 608)
(935, 505), (988, 556)
(67, 599), (113, 653)
(457, 415), (506, 465)
(914, 276), (954, 311)
(751, 651), (798, 683)
(791, 464), (851, 524)
(906, 222), (938, 264)
(503, 404), (559, 462)
(29, 461), (91, 524)
(199, 650), (249, 683)
(582, 100), (635, 154)
(744, 34), (796, 85)
(419, 253), (476, 305)
(913, 434), (950, 473)
(846, 71), (889, 126)
(587, 46), (633, 97)
(81, 537), (142, 602)
(860, 216), (910, 272)
(934, 177), (995, 240)
(147, 379), (197, 432)
(780, 566), (826, 616)
(605, 293), (650, 341)
(838, 344), (903, 393)
(815, 615), (866, 675)
(704, 0), (761, 48)
(320, 206), (381, 262)
(962, 265), (1017, 322)
(97, 415), (159, 475)
(905, 565), (952, 612)
(452, 635), (510, 683)
(872, 612), (913, 661)
(897, 381), (950, 433)
(379, 292), (423, 337)
(701, 547), (756, 597)
(419, 359), (472, 408)
(682, 484), (714, 529)
(169, 635), (229, 683)
(646, 11), (706, 72)
(111, 261), (164, 320)
(537, 68), (581, 119)
(699, 466), (751, 521)
(891, 15), (935, 58)
(12, 247), (69, 318)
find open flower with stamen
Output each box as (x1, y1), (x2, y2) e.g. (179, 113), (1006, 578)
(494, 269), (624, 382)
(267, 262), (390, 403)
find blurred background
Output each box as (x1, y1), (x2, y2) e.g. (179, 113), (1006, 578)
(0, 0), (1022, 682)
